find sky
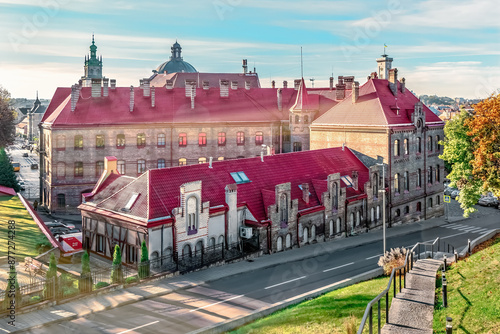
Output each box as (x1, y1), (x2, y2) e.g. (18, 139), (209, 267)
(0, 0), (499, 100)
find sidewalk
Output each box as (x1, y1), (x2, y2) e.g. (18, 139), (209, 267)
(0, 214), (461, 333)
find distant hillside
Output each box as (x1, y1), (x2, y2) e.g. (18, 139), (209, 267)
(419, 95), (455, 106)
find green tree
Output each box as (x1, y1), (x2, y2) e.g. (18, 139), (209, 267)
(3, 265), (21, 308)
(110, 245), (123, 284)
(138, 240), (150, 279)
(78, 251), (93, 293)
(0, 86), (16, 148)
(44, 253), (59, 299)
(0, 148), (20, 192)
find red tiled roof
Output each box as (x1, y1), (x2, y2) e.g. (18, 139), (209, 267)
(84, 147), (369, 224)
(149, 72), (261, 89)
(313, 79), (443, 127)
(290, 78), (318, 111)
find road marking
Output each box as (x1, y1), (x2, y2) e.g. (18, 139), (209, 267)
(440, 231), (469, 240)
(189, 294), (245, 312)
(264, 276), (307, 290)
(0, 328), (10, 333)
(366, 254), (383, 260)
(323, 262), (355, 273)
(117, 320), (160, 334)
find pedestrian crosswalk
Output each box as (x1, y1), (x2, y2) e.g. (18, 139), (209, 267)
(442, 223), (492, 234)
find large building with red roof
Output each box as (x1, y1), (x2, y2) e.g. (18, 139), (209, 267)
(78, 148), (385, 264)
(311, 61), (445, 225)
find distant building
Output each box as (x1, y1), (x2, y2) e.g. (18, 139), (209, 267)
(15, 93), (47, 140)
(153, 41), (197, 74)
(80, 35), (103, 87)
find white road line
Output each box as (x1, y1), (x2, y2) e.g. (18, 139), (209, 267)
(366, 254), (383, 260)
(323, 262), (355, 273)
(0, 328), (10, 333)
(440, 231), (469, 240)
(117, 320), (160, 334)
(264, 276), (307, 290)
(189, 294), (245, 312)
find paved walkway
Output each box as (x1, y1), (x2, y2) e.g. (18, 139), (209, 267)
(382, 258), (444, 334)
(0, 215), (464, 333)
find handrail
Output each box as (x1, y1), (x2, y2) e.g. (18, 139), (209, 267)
(357, 237), (450, 334)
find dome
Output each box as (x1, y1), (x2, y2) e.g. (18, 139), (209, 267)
(154, 41), (197, 74)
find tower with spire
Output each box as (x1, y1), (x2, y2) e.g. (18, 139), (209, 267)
(288, 78), (318, 152)
(81, 34), (103, 87)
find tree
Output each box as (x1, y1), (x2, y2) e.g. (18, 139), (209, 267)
(110, 245), (123, 284)
(79, 251), (93, 293)
(439, 109), (481, 217)
(465, 94), (500, 198)
(44, 253), (59, 299)
(138, 240), (150, 279)
(0, 86), (16, 148)
(0, 148), (20, 192)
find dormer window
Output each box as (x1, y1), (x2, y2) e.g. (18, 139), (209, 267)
(279, 193), (288, 224)
(122, 192), (139, 212)
(186, 196), (198, 235)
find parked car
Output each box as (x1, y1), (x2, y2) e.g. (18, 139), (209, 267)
(451, 190), (460, 199)
(22, 152), (28, 157)
(478, 196), (499, 207)
(45, 221), (76, 230)
(50, 227), (70, 237)
(12, 162), (20, 172)
(65, 228), (81, 234)
(444, 186), (458, 196)
(18, 180), (25, 191)
(31, 163), (38, 169)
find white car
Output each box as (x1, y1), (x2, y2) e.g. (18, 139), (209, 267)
(478, 196), (498, 207)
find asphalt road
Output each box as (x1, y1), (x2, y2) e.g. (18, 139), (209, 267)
(7, 139), (39, 200)
(25, 209), (499, 334)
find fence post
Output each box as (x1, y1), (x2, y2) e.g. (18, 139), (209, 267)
(403, 266), (406, 289)
(378, 299), (381, 333)
(386, 293), (389, 324)
(393, 274), (396, 297)
(443, 255), (447, 271)
(399, 269), (402, 293)
(468, 239), (471, 254)
(437, 237), (440, 252)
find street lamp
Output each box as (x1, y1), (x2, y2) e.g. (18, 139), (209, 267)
(377, 160), (386, 255)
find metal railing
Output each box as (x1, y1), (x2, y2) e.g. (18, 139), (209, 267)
(357, 237), (454, 334)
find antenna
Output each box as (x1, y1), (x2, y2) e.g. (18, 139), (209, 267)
(300, 47), (303, 78)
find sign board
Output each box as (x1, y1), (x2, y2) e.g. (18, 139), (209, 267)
(444, 195), (451, 203)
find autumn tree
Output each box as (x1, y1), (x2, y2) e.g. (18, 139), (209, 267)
(0, 86), (16, 148)
(465, 93), (500, 197)
(0, 148), (20, 192)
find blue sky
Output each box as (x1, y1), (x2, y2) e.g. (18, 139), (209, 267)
(0, 0), (499, 99)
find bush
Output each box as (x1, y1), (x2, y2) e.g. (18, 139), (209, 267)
(94, 282), (110, 289)
(30, 295), (41, 303)
(34, 235), (52, 254)
(125, 276), (138, 284)
(60, 273), (75, 289)
(378, 247), (408, 275)
(138, 240), (150, 279)
(110, 245), (123, 284)
(62, 286), (79, 298)
(79, 251), (93, 293)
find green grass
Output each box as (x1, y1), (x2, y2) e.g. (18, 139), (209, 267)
(0, 196), (51, 259)
(230, 275), (403, 334)
(433, 235), (500, 334)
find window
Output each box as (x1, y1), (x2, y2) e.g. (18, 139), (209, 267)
(304, 115), (309, 124)
(186, 196), (198, 233)
(116, 134), (125, 148)
(428, 136), (433, 151)
(436, 195), (440, 205)
(74, 161), (83, 177)
(394, 173), (399, 193)
(157, 133), (166, 147)
(417, 137), (422, 153)
(74, 135), (83, 150)
(416, 202), (421, 212)
(56, 135), (65, 150)
(56, 162), (65, 178)
(126, 245), (137, 264)
(293, 142), (302, 152)
(255, 131), (263, 145)
(279, 193), (288, 223)
(96, 235), (104, 253)
(57, 194), (65, 208)
(295, 115), (299, 123)
(435, 135), (440, 151)
(417, 169), (422, 188)
(394, 139), (400, 156)
(395, 209), (401, 217)
(123, 193), (139, 211)
(332, 182), (338, 211)
(217, 157), (224, 161)
(117, 160), (125, 174)
(436, 165), (440, 182)
(428, 166), (433, 184)
(428, 197), (433, 208)
(157, 159), (166, 169)
(404, 138), (409, 155)
(404, 171), (409, 191)
(218, 132), (226, 146)
(179, 133), (187, 147)
(198, 133), (207, 146)
(96, 161), (104, 177)
(373, 173), (379, 198)
(404, 206), (409, 215)
(96, 135), (105, 149)
(230, 171), (251, 184)
(179, 158), (187, 166)
(137, 133), (146, 148)
(237, 131), (245, 145)
(198, 157), (207, 164)
(137, 159), (146, 174)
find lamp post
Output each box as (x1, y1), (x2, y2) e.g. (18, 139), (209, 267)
(377, 160), (386, 254)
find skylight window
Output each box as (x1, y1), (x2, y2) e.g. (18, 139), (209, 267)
(122, 192), (139, 211)
(341, 175), (353, 188)
(298, 184), (311, 195)
(230, 171), (251, 184)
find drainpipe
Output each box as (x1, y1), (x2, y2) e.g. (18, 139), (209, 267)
(170, 126), (173, 167)
(388, 129), (393, 227)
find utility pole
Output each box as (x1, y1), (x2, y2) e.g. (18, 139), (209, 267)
(377, 159), (386, 254)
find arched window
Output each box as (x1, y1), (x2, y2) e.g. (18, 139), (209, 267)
(209, 237), (215, 247)
(394, 139), (400, 156)
(195, 240), (203, 255)
(336, 218), (341, 234)
(186, 196), (198, 232)
(198, 133), (207, 146)
(404, 138), (409, 155)
(417, 137), (422, 153)
(74, 161), (83, 177)
(428, 136), (433, 151)
(304, 115), (309, 124)
(371, 207), (375, 223)
(428, 166), (433, 184)
(277, 236), (283, 251)
(377, 205), (380, 220)
(182, 244), (192, 257)
(436, 165), (440, 182)
(303, 227), (309, 244)
(329, 220), (334, 236)
(404, 206), (409, 215)
(356, 211), (360, 227)
(116, 134), (125, 148)
(436, 195), (440, 205)
(416, 202), (421, 212)
(395, 209), (400, 217)
(137, 133), (146, 148)
(435, 135), (440, 151)
(218, 132), (226, 146)
(285, 234), (291, 248)
(157, 159), (166, 169)
(417, 169), (422, 188)
(350, 212), (355, 226)
(96, 134), (105, 149)
(332, 182), (338, 211)
(179, 158), (187, 166)
(137, 159), (146, 174)
(428, 197), (433, 208)
(311, 225), (316, 241)
(218, 235), (224, 246)
(255, 131), (263, 145)
(279, 193), (288, 222)
(157, 133), (166, 147)
(373, 173), (379, 198)
(198, 157), (207, 164)
(394, 173), (399, 193)
(74, 135), (83, 150)
(237, 131), (245, 145)
(295, 115), (300, 123)
(404, 171), (409, 191)
(178, 133), (187, 147)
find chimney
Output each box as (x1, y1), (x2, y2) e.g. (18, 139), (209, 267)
(277, 88), (282, 111)
(166, 80), (173, 90)
(209, 157), (213, 168)
(271, 80), (275, 89)
(78, 79), (82, 88)
(242, 59), (248, 74)
(344, 76), (354, 90)
(190, 85), (195, 109)
(245, 81), (251, 90)
(129, 86), (134, 112)
(370, 72), (378, 79)
(220, 79), (229, 98)
(71, 84), (78, 112)
(103, 77), (109, 97)
(104, 156), (118, 174)
(352, 81), (359, 103)
(143, 78), (150, 97)
(329, 77), (334, 90)
(151, 86), (155, 108)
(283, 80), (288, 88)
(185, 79), (196, 97)
(202, 81), (210, 90)
(401, 77), (406, 93)
(335, 83), (346, 100)
(110, 79), (116, 89)
(91, 78), (102, 98)
(294, 79), (301, 90)
(301, 183), (310, 204)
(231, 81), (238, 90)
(351, 170), (359, 191)
(139, 79), (144, 90)
(338, 75), (344, 85)
(389, 68), (398, 96)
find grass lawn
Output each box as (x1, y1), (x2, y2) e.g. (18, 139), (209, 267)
(434, 235), (500, 334)
(0, 196), (50, 260)
(230, 275), (402, 334)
